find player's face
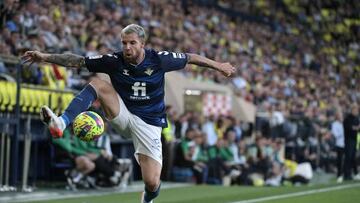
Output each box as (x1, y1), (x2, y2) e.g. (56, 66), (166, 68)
(121, 33), (145, 64)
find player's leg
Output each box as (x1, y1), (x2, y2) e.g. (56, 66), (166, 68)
(75, 156), (96, 174)
(139, 155), (162, 203)
(41, 77), (120, 137)
(88, 78), (120, 119)
(129, 117), (163, 203)
(71, 156), (96, 183)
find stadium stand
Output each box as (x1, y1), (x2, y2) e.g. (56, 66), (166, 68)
(0, 0), (359, 190)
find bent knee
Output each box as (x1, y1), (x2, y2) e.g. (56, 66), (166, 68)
(144, 177), (160, 191)
(76, 156), (94, 165)
(75, 156), (88, 165)
(89, 78), (112, 93)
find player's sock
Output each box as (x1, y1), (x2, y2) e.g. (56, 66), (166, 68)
(60, 84), (97, 126)
(144, 182), (161, 203)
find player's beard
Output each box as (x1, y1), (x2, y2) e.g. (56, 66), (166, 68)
(124, 49), (142, 65)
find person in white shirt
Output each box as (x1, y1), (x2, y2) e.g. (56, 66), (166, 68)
(202, 115), (218, 146)
(331, 112), (345, 183)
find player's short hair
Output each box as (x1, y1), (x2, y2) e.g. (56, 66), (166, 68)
(121, 24), (146, 42)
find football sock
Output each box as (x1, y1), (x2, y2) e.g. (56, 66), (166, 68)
(60, 84), (97, 127)
(73, 173), (84, 183)
(144, 182), (161, 203)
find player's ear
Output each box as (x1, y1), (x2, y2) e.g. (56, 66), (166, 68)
(140, 40), (145, 48)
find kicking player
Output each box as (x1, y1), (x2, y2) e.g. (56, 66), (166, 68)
(22, 24), (235, 203)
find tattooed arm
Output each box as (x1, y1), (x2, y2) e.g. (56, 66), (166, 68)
(186, 53), (235, 77)
(22, 51), (86, 68)
(44, 53), (86, 68)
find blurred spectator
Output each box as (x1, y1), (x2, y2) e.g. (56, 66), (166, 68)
(173, 128), (208, 184)
(202, 115), (218, 146)
(226, 116), (242, 141)
(343, 104), (360, 180)
(207, 138), (234, 185)
(161, 105), (176, 181)
(331, 111), (345, 183)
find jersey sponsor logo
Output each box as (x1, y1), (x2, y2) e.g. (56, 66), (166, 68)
(144, 68), (154, 76)
(130, 82), (150, 100)
(88, 55), (103, 59)
(123, 69), (130, 76)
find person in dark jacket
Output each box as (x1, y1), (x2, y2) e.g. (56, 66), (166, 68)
(343, 104), (360, 180)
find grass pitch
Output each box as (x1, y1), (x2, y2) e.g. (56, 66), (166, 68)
(30, 182), (360, 203)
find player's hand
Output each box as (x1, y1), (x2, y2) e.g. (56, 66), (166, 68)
(218, 62), (236, 77)
(21, 51), (46, 67)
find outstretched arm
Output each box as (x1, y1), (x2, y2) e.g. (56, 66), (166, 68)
(22, 51), (86, 68)
(186, 53), (236, 77)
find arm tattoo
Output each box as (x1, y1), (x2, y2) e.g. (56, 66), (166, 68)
(46, 53), (86, 68)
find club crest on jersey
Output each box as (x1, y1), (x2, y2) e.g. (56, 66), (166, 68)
(144, 68), (154, 76)
(123, 69), (130, 76)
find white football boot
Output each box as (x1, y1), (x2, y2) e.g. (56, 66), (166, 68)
(141, 191), (153, 203)
(40, 106), (66, 138)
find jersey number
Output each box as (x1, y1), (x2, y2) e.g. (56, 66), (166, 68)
(132, 82), (146, 96)
(158, 51), (186, 59)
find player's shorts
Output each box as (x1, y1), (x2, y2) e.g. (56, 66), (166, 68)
(109, 95), (163, 166)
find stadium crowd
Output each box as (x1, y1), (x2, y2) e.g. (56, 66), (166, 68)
(1, 0), (359, 186)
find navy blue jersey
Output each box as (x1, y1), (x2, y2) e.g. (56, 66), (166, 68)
(84, 49), (188, 127)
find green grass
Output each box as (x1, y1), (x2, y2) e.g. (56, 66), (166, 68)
(30, 183), (360, 203)
(267, 187), (360, 203)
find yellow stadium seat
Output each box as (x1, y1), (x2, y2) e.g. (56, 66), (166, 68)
(50, 92), (62, 115)
(28, 89), (39, 113)
(41, 64), (57, 88)
(20, 87), (29, 112)
(7, 82), (17, 112)
(0, 81), (8, 111)
(23, 88), (37, 113)
(62, 93), (74, 112)
(38, 90), (50, 113)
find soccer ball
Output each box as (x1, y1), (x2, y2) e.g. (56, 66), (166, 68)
(73, 111), (104, 142)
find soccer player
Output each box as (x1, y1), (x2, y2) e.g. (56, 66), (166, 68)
(22, 24), (235, 203)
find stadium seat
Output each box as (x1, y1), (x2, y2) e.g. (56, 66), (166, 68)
(39, 90), (50, 113)
(0, 81), (7, 111)
(7, 82), (16, 112)
(28, 89), (39, 114)
(0, 82), (10, 112)
(20, 87), (30, 112)
(50, 92), (62, 115)
(62, 93), (74, 113)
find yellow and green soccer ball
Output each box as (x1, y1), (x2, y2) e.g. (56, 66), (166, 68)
(73, 111), (104, 142)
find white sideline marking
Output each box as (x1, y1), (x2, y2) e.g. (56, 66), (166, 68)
(230, 183), (360, 203)
(0, 182), (190, 203)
